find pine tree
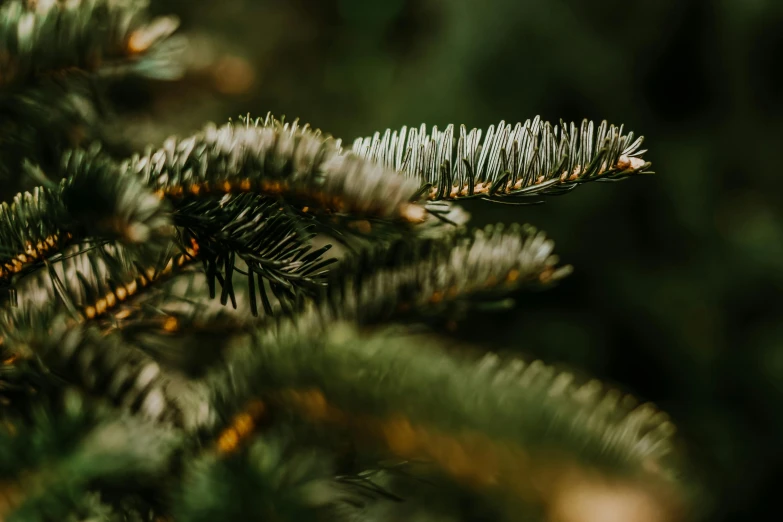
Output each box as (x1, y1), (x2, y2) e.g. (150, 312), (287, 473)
(0, 2), (697, 521)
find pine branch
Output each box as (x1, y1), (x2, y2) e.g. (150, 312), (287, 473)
(79, 239), (199, 322)
(0, 183), (69, 288)
(0, 0), (184, 87)
(352, 118), (651, 202)
(0, 80), (102, 189)
(0, 236), (218, 427)
(2, 308), (208, 427)
(277, 223), (570, 331)
(93, 222), (566, 371)
(173, 193), (336, 317)
(103, 270), (250, 377)
(125, 116), (428, 224)
(0, 0), (185, 195)
(0, 150), (172, 292)
(0, 239), (185, 322)
(211, 324), (688, 518)
(61, 147), (174, 250)
(1, 159), (336, 349)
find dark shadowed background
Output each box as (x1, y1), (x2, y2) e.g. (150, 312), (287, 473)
(106, 1), (783, 520)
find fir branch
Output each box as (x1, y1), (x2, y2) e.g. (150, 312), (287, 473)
(212, 324), (688, 517)
(0, 80), (101, 188)
(103, 268), (259, 379)
(352, 118), (650, 202)
(0, 0), (184, 192)
(0, 0), (693, 518)
(0, 241), (212, 416)
(173, 193), (336, 317)
(2, 311), (209, 428)
(0, 0), (184, 87)
(125, 117), (428, 224)
(0, 150), (173, 291)
(183, 421), (473, 522)
(0, 240), (190, 322)
(78, 238), (200, 323)
(60, 147), (174, 250)
(281, 223), (571, 331)
(0, 183), (70, 286)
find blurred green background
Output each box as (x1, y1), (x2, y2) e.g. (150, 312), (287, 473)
(118, 0), (783, 520)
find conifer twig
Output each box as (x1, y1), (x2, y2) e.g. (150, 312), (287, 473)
(125, 117), (428, 224)
(211, 323), (686, 517)
(0, 0), (184, 86)
(0, 150), (172, 290)
(275, 223), (571, 331)
(352, 118), (650, 202)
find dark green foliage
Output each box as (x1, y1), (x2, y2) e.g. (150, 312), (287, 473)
(0, 0), (184, 197)
(0, 388), (180, 522)
(213, 323), (683, 488)
(10, 315), (197, 425)
(61, 146), (173, 251)
(0, 81), (100, 192)
(174, 435), (338, 522)
(0, 0), (183, 86)
(173, 194), (335, 317)
(0, 1), (699, 521)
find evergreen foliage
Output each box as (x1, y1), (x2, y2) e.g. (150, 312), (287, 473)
(0, 2), (697, 521)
